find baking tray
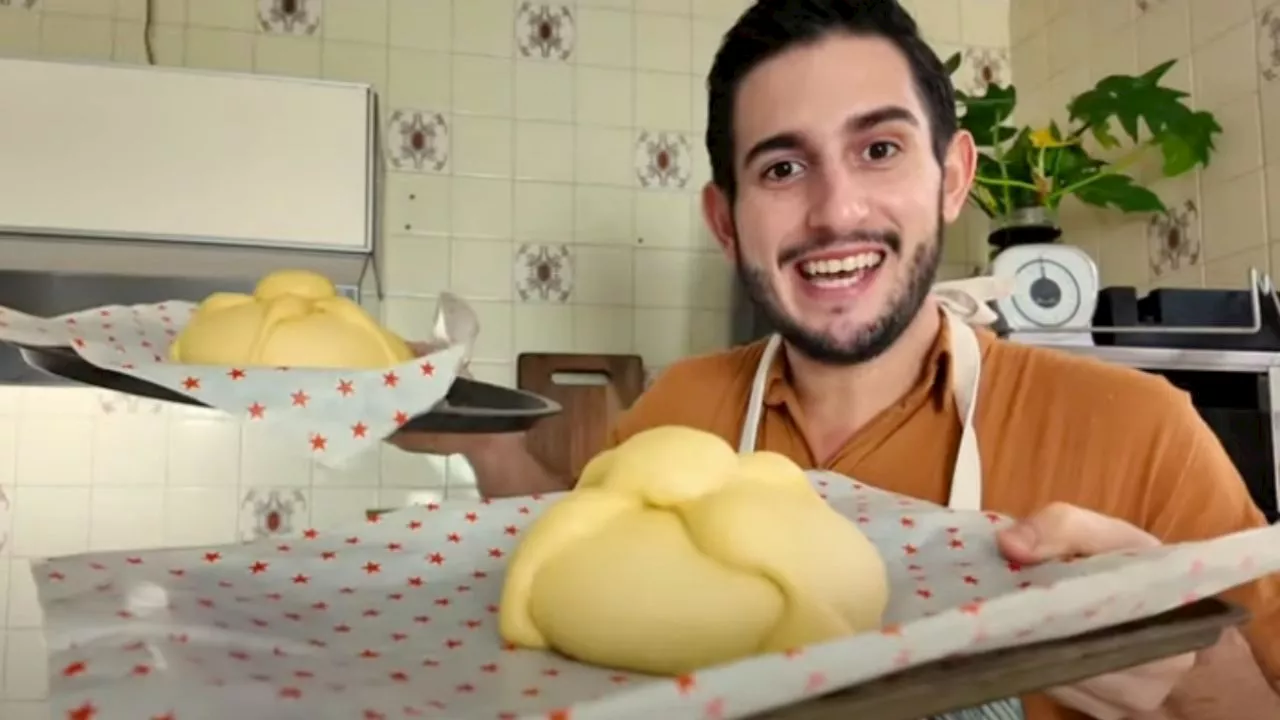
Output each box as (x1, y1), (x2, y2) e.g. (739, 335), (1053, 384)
(759, 598), (1247, 719)
(18, 344), (561, 433)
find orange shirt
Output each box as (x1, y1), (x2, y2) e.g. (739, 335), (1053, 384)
(608, 322), (1279, 720)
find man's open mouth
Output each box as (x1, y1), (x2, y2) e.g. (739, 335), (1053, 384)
(796, 249), (885, 289)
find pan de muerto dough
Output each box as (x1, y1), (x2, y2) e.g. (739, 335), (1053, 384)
(498, 426), (889, 675)
(168, 269), (413, 369)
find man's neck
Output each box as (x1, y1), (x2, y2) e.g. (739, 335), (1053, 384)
(786, 299), (943, 438)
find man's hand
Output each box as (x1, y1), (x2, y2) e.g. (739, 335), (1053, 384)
(386, 340), (568, 497)
(997, 501), (1160, 562)
(997, 503), (1195, 718)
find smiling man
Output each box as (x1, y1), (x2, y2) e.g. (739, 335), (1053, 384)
(393, 1), (1279, 717)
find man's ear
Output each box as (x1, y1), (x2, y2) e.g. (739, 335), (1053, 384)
(701, 182), (737, 261)
(941, 130), (977, 224)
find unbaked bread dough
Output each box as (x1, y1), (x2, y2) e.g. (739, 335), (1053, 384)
(168, 269), (414, 369)
(499, 426), (889, 676)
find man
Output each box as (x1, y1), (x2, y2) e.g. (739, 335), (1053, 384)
(395, 1), (1279, 717)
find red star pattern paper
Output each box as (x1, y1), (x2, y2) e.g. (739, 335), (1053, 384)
(0, 301), (465, 467)
(27, 473), (1280, 720)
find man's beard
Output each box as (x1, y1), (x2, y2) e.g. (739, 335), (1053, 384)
(736, 217), (942, 366)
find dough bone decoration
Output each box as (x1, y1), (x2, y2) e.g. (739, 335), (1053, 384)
(499, 426), (890, 676)
(168, 269), (414, 369)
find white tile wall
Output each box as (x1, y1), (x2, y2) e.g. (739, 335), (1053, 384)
(0, 0), (1010, 714)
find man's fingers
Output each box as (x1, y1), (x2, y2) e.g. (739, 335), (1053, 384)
(1049, 653), (1195, 716)
(997, 502), (1160, 564)
(387, 430), (468, 455)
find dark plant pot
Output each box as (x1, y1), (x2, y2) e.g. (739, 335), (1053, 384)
(987, 206), (1062, 260)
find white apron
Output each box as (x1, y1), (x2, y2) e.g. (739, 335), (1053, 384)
(735, 280), (1024, 720)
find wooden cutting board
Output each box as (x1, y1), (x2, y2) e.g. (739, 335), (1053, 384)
(517, 353), (645, 481)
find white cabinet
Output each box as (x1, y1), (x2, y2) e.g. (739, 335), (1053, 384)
(0, 58), (376, 254)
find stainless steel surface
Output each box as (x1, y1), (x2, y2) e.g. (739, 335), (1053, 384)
(1012, 268), (1273, 337)
(1055, 345), (1280, 373)
(0, 269), (357, 386)
(0, 233), (380, 293)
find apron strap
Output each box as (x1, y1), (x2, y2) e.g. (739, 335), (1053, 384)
(944, 308), (983, 512)
(739, 333), (783, 454)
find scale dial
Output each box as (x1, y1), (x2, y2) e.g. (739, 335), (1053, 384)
(989, 243), (1099, 332)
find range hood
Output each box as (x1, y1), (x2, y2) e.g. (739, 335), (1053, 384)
(0, 232), (379, 289)
(0, 56), (382, 290)
(0, 57), (386, 386)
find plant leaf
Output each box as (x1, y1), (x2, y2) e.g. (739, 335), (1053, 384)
(1066, 60), (1217, 178)
(1159, 134), (1195, 176)
(1051, 144), (1106, 186)
(1142, 59), (1178, 84)
(969, 186), (999, 216)
(1155, 107), (1222, 174)
(957, 84), (1017, 148)
(1071, 174), (1166, 213)
(944, 52), (962, 75)
(1090, 121), (1120, 149)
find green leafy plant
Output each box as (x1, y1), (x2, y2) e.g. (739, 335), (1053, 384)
(944, 54), (1223, 220)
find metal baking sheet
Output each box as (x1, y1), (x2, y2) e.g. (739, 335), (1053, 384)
(18, 344), (561, 433)
(758, 598), (1248, 720)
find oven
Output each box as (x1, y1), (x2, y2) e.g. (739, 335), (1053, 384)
(1057, 345), (1280, 524)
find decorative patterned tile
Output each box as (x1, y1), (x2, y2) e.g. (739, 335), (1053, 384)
(956, 47), (1010, 94)
(1261, 7), (1280, 83)
(514, 243), (574, 302)
(1148, 200), (1201, 277)
(634, 130), (692, 189)
(238, 488), (308, 542)
(257, 0), (322, 36)
(384, 109), (450, 173)
(516, 2), (576, 61)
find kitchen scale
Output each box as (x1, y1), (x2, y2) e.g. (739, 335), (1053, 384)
(988, 243), (1099, 346)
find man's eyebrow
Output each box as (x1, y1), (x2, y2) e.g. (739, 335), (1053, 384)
(742, 132), (804, 169)
(741, 105), (921, 168)
(846, 105), (918, 133)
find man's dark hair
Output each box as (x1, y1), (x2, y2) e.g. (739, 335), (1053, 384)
(705, 0), (957, 200)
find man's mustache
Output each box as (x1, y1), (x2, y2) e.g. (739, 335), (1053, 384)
(777, 230), (902, 266)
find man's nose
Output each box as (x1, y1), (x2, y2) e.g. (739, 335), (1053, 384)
(807, 169), (871, 233)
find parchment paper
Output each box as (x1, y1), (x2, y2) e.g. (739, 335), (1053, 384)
(0, 295), (472, 467)
(32, 472), (1280, 720)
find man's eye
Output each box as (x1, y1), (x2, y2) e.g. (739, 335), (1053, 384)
(763, 160), (805, 181)
(863, 142), (901, 161)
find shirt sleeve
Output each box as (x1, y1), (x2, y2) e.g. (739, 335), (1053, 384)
(1140, 389), (1280, 681)
(602, 363), (698, 450)
(599, 353), (749, 456)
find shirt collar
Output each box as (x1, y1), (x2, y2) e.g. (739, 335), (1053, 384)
(762, 312), (956, 411)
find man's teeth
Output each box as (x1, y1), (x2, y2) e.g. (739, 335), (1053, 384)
(800, 252), (883, 277)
